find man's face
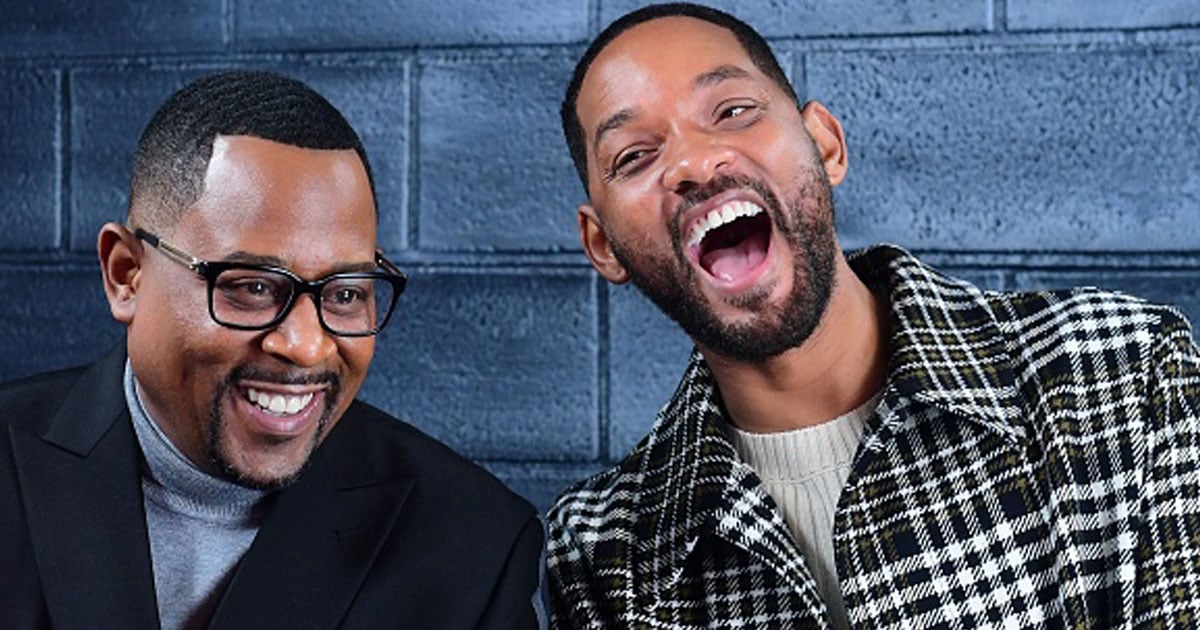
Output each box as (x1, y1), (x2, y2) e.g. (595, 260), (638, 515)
(126, 135), (377, 489)
(575, 17), (843, 361)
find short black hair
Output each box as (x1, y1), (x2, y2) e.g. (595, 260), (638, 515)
(561, 2), (799, 191)
(129, 70), (373, 230)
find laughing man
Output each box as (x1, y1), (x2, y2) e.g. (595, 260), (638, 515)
(0, 71), (541, 629)
(546, 4), (1200, 628)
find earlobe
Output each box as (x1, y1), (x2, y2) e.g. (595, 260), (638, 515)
(97, 222), (142, 324)
(801, 101), (848, 187)
(577, 205), (629, 285)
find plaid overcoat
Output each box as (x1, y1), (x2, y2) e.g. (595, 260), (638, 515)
(547, 246), (1200, 629)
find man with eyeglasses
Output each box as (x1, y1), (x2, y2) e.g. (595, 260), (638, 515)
(0, 71), (542, 629)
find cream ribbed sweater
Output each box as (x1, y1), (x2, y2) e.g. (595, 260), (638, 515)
(726, 391), (881, 630)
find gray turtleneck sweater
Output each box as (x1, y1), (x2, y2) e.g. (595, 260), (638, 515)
(125, 362), (270, 630)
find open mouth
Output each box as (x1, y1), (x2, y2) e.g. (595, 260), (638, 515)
(687, 201), (773, 284)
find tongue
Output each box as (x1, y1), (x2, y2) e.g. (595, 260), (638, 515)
(701, 231), (768, 282)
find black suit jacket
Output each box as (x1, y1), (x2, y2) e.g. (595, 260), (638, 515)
(0, 348), (543, 629)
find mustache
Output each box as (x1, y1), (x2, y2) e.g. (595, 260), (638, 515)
(227, 365), (339, 387)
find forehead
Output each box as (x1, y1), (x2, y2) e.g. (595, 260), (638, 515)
(176, 135), (376, 265)
(577, 17), (757, 133)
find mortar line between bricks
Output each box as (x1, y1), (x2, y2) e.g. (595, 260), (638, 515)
(407, 58), (420, 251)
(221, 0), (235, 48)
(994, 0), (1008, 32)
(59, 69), (71, 251)
(587, 0), (601, 36)
(596, 274), (610, 462)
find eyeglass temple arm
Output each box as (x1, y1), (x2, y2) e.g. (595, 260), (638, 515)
(375, 250), (404, 277)
(134, 228), (205, 272)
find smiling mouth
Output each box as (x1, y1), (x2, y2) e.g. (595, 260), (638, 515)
(245, 388), (316, 417)
(687, 200), (773, 283)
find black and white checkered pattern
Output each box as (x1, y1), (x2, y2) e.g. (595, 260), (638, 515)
(547, 245), (1200, 629)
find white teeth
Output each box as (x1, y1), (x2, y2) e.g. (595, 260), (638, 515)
(687, 201), (764, 249)
(246, 388), (315, 417)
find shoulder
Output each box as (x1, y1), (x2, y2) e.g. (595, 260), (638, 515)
(985, 285), (1190, 362)
(0, 363), (92, 432)
(547, 448), (643, 559)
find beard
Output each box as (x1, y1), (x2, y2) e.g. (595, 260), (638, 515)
(205, 365), (340, 491)
(606, 161), (838, 363)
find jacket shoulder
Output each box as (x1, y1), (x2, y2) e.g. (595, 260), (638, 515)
(0, 364), (91, 432)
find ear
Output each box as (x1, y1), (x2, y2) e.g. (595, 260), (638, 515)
(801, 101), (848, 187)
(577, 204), (629, 284)
(97, 222), (142, 324)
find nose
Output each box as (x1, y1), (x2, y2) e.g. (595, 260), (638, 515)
(261, 295), (338, 367)
(661, 131), (736, 195)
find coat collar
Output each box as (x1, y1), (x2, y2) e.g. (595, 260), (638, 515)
(625, 245), (1028, 600)
(10, 346), (415, 628)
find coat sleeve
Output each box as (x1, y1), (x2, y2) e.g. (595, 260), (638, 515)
(475, 514), (545, 630)
(1134, 313), (1200, 624)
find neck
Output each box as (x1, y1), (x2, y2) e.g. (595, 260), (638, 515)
(700, 255), (888, 433)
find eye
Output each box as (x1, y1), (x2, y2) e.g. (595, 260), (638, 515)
(331, 286), (367, 305)
(606, 147), (656, 180)
(714, 100), (763, 127)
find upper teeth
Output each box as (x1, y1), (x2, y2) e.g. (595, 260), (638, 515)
(687, 201), (764, 249)
(246, 388), (315, 416)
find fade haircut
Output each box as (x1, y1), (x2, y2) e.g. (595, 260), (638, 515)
(561, 2), (799, 190)
(128, 70), (373, 231)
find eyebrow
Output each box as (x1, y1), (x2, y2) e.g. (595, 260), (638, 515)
(693, 64), (752, 89)
(220, 251), (378, 275)
(591, 107), (636, 162)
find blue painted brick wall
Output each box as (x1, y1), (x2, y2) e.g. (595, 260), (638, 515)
(1, 0), (1198, 511)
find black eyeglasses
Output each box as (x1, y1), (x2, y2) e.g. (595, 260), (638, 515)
(134, 228), (407, 337)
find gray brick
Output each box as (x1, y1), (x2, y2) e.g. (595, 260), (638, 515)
(1009, 0), (1200, 31)
(359, 269), (599, 461)
(70, 64), (408, 252)
(607, 283), (693, 458)
(418, 53), (582, 252)
(599, 0), (990, 38)
(809, 49), (1200, 252)
(1013, 269), (1200, 338)
(0, 0), (222, 57)
(0, 69), (59, 251)
(236, 0), (588, 49)
(0, 265), (124, 382)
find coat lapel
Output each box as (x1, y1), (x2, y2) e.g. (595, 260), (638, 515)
(210, 403), (414, 628)
(9, 348), (160, 629)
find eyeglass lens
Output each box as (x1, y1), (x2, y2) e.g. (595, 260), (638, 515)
(211, 268), (395, 335)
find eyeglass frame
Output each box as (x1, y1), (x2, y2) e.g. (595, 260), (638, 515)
(133, 228), (408, 337)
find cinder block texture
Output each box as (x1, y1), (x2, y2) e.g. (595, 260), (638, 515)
(236, 0), (588, 49)
(418, 53), (581, 251)
(0, 69), (59, 251)
(359, 269), (599, 461)
(1009, 0), (1200, 31)
(607, 284), (692, 458)
(70, 63), (409, 251)
(1013, 270), (1200, 335)
(0, 265), (124, 382)
(600, 0), (990, 38)
(0, 0), (222, 57)
(812, 49), (1200, 252)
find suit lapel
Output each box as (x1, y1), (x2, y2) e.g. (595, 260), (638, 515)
(9, 348), (160, 629)
(210, 404), (413, 629)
